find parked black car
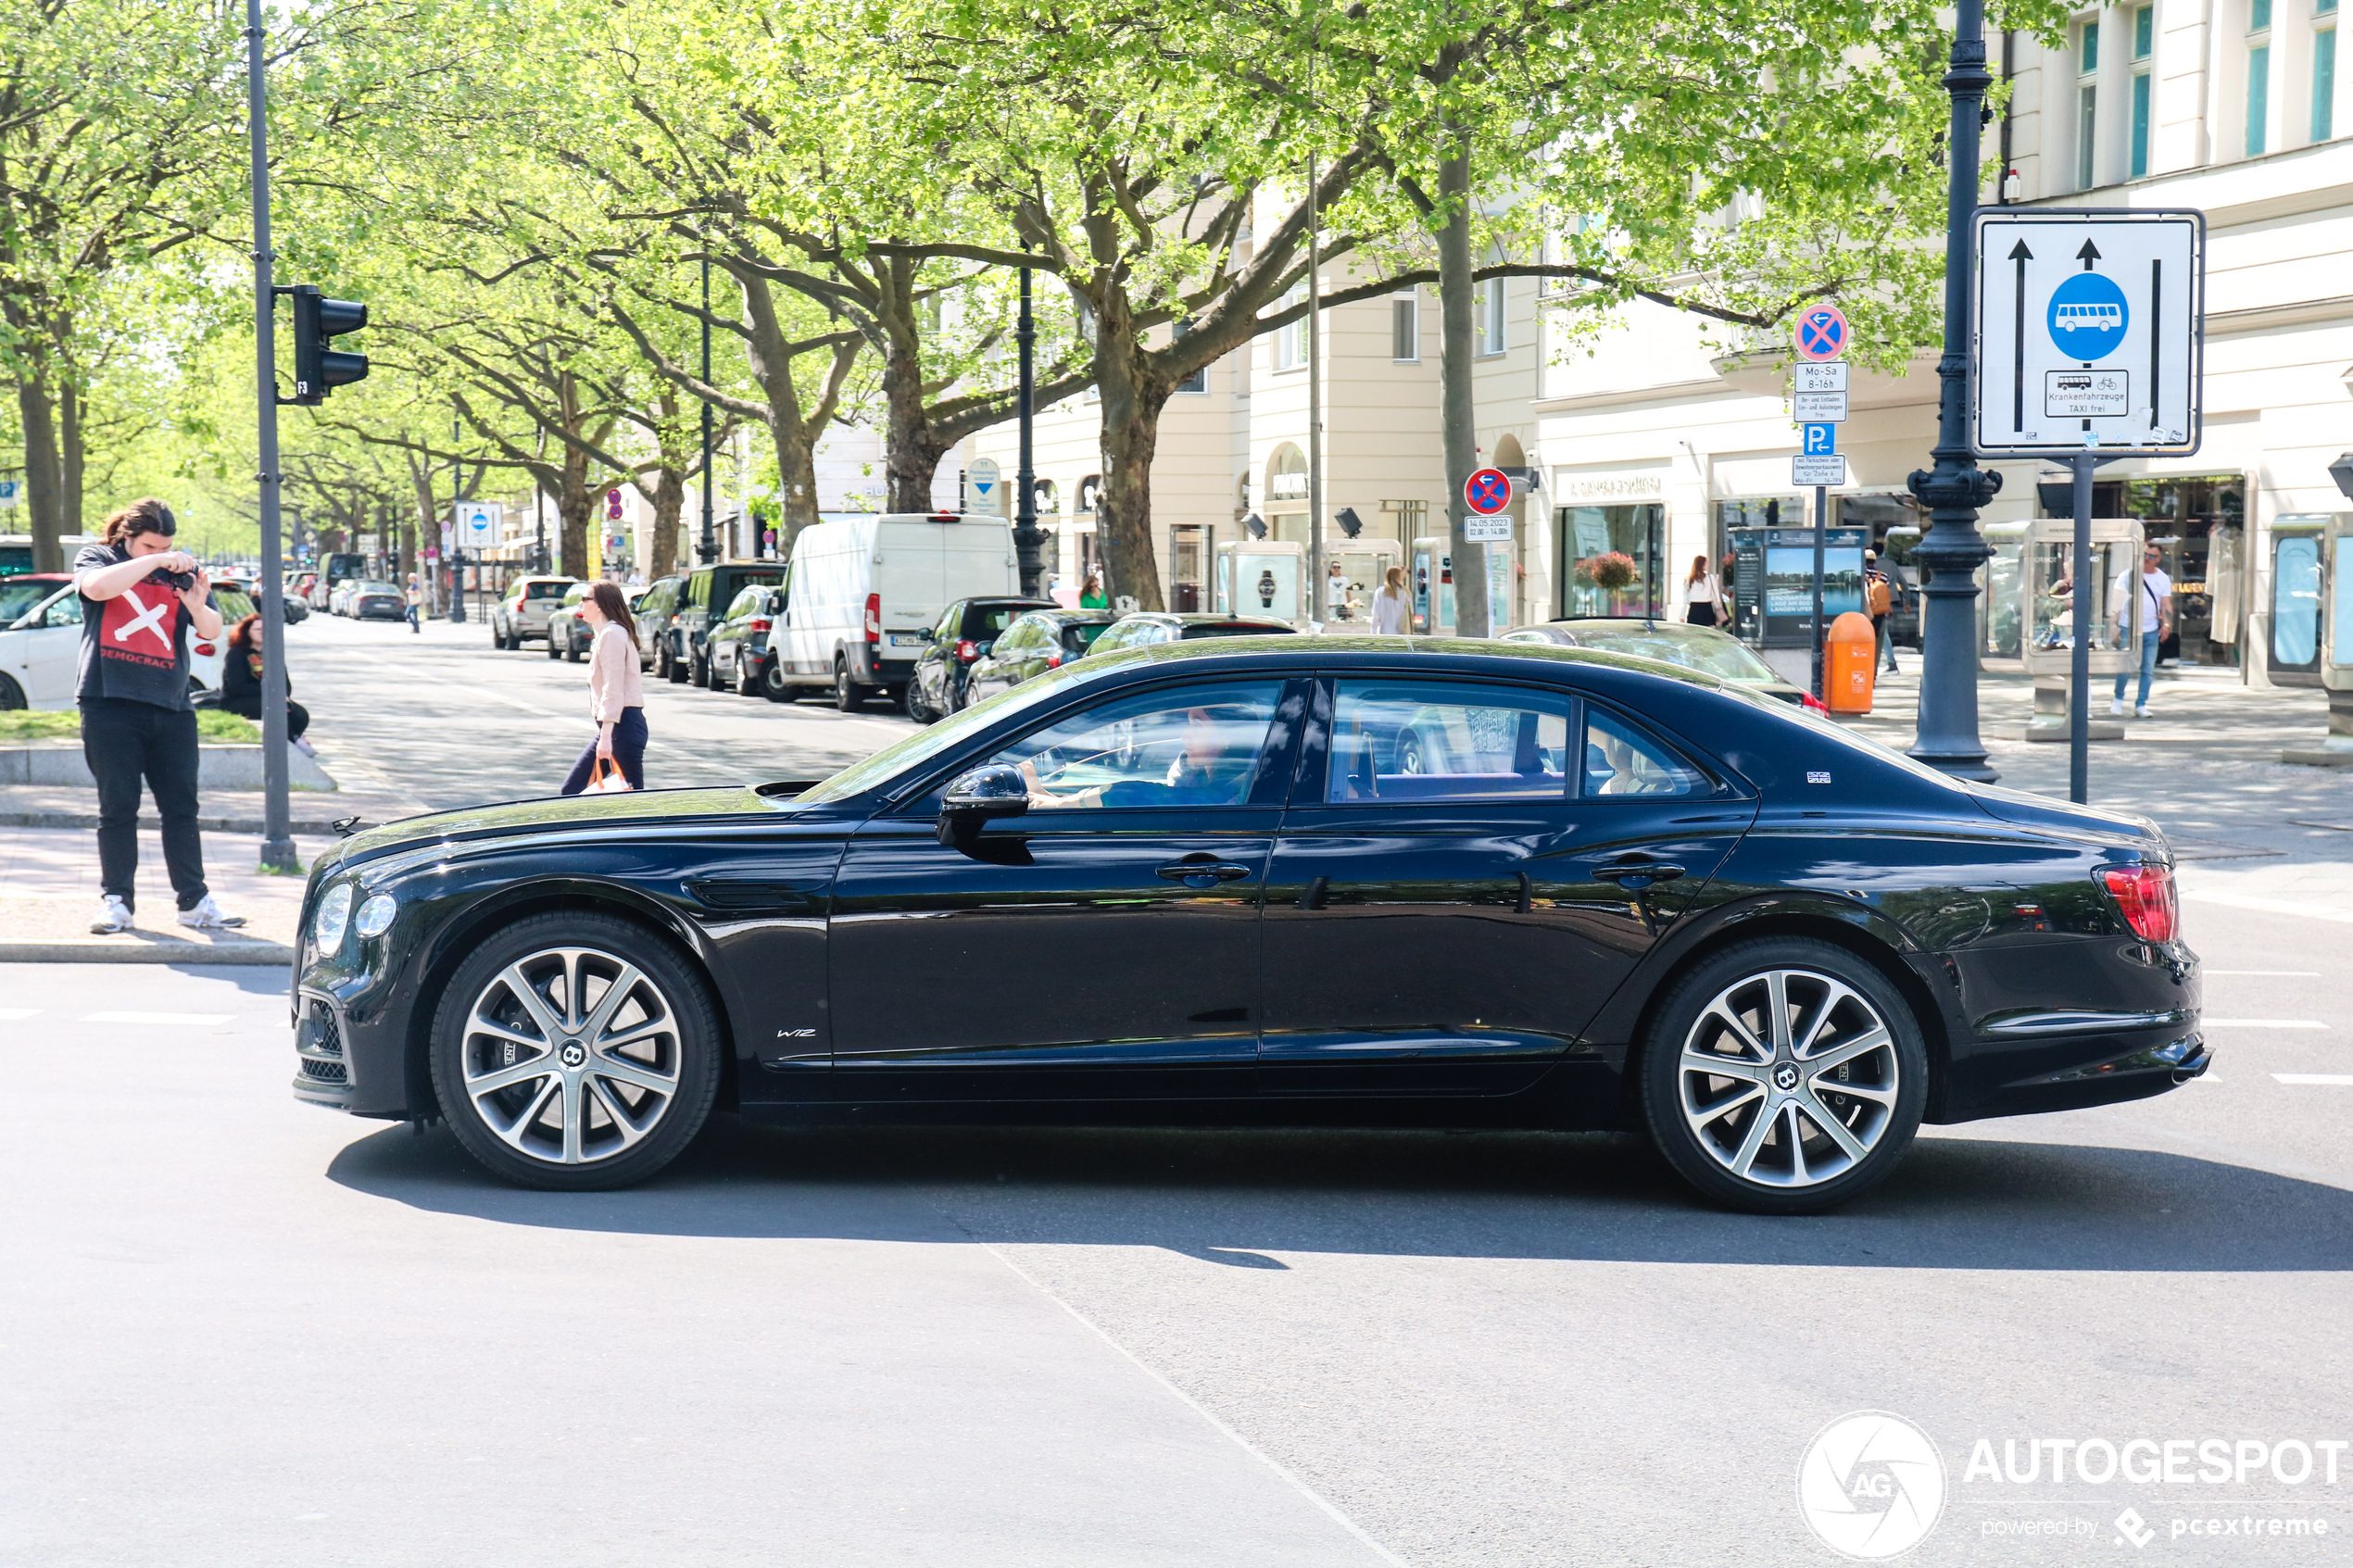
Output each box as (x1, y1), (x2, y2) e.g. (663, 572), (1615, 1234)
(664, 562), (785, 686)
(632, 575), (682, 672)
(1499, 619), (1819, 709)
(292, 635), (2205, 1212)
(906, 596), (1057, 723)
(1085, 611), (1298, 656)
(962, 608), (1119, 705)
(705, 585), (785, 697)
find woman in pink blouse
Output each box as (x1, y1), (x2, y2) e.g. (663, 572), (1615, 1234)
(560, 581), (648, 794)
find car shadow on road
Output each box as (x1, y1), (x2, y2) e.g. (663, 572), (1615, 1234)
(325, 1115), (2353, 1272)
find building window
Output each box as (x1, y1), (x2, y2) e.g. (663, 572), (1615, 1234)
(2316, 0), (2338, 141)
(1273, 286), (1307, 372)
(1173, 319), (1207, 394)
(2078, 19), (2100, 189)
(1391, 294), (1419, 361)
(1477, 278), (1505, 356)
(2131, 6), (2154, 176)
(2249, 0), (2272, 155)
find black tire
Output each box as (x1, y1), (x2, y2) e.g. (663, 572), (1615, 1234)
(736, 655), (760, 697)
(833, 658), (863, 711)
(905, 679), (935, 724)
(658, 645), (676, 683)
(1637, 936), (1928, 1216)
(566, 626), (585, 663)
(0, 672), (24, 710)
(546, 631), (561, 660)
(761, 659), (789, 703)
(428, 911), (723, 1191)
(695, 652), (716, 690)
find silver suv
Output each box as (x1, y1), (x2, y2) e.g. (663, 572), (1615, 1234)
(492, 576), (576, 650)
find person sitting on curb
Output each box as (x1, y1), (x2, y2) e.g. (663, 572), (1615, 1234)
(74, 498), (245, 935)
(220, 614), (314, 757)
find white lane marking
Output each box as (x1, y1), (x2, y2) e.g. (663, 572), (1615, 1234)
(2202, 1019), (2328, 1029)
(2273, 1073), (2353, 1085)
(81, 1011), (236, 1025)
(2182, 890), (2353, 923)
(2204, 970), (2321, 977)
(0, 1008), (41, 1021)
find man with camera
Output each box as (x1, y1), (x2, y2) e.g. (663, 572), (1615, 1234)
(73, 498), (245, 935)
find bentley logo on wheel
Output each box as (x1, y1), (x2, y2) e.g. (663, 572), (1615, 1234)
(1796, 1411), (1945, 1559)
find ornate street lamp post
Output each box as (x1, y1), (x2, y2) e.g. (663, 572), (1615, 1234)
(1905, 0), (2003, 782)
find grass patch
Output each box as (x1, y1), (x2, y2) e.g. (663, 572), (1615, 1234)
(196, 710), (260, 742)
(0, 709), (261, 742)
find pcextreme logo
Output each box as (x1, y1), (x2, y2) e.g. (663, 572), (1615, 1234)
(1797, 1411), (1948, 1560)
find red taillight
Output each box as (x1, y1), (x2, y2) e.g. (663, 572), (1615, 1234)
(863, 593), (881, 643)
(748, 617), (771, 633)
(1800, 690), (1829, 713)
(195, 643), (216, 656)
(956, 639), (978, 660)
(2100, 864), (2179, 943)
(1046, 653), (1062, 667)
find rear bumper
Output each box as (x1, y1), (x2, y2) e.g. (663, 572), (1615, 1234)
(851, 647), (916, 685)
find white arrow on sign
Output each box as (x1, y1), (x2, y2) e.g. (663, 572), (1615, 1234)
(1970, 207), (2203, 458)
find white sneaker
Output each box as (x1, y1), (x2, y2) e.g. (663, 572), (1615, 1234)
(293, 735), (316, 757)
(177, 896), (246, 931)
(2108, 698), (2125, 715)
(90, 895), (132, 935)
(2135, 705), (2155, 719)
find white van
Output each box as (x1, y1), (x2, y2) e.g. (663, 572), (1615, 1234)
(775, 512), (1020, 709)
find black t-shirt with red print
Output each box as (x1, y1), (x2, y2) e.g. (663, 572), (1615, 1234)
(75, 543), (194, 709)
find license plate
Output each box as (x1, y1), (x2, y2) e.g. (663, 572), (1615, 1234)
(887, 633), (925, 646)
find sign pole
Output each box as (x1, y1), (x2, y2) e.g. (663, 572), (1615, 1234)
(245, 0), (295, 872)
(1811, 485), (1829, 698)
(2069, 448), (2095, 803)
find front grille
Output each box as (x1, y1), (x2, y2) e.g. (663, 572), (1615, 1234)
(302, 998), (344, 1058)
(298, 1056), (349, 1084)
(293, 994), (353, 1105)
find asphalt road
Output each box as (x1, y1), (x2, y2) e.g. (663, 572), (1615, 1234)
(5, 610), (2350, 1566)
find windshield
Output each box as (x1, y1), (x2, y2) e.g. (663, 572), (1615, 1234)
(798, 659), (1127, 807)
(1566, 623), (1780, 683)
(0, 580), (65, 626)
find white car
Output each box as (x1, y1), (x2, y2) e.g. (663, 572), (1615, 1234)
(771, 512), (1019, 710)
(0, 581), (247, 710)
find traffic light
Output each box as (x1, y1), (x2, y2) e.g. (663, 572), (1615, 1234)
(286, 284), (368, 405)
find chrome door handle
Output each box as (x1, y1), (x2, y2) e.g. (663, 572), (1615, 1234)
(1592, 858), (1685, 888)
(1157, 859), (1255, 888)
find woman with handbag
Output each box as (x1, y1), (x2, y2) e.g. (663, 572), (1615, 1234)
(1681, 555), (1726, 628)
(560, 582), (648, 796)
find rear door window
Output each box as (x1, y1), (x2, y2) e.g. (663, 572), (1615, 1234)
(1061, 621), (1113, 656)
(1583, 708), (1712, 798)
(1327, 680), (1573, 804)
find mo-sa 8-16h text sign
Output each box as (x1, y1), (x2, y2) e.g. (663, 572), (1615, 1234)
(1969, 207), (2204, 458)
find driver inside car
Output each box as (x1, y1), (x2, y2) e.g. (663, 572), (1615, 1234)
(1018, 705), (1259, 809)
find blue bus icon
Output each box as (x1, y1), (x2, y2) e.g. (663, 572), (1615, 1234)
(2046, 271), (2130, 360)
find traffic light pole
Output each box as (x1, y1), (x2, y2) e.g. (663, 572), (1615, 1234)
(245, 0), (296, 873)
(1013, 265), (1042, 597)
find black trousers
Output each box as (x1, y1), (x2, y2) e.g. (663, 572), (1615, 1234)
(81, 697), (208, 912)
(560, 707), (648, 795)
(226, 697), (309, 743)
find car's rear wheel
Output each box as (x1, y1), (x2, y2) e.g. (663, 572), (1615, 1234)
(545, 629), (561, 659)
(761, 659), (789, 703)
(736, 655), (760, 696)
(566, 628), (585, 663)
(833, 658), (863, 711)
(429, 913), (722, 1190)
(1638, 938), (1927, 1215)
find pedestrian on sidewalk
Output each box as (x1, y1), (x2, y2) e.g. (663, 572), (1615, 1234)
(1865, 551), (1898, 672)
(2111, 543), (2173, 718)
(560, 581), (647, 795)
(73, 498), (245, 934)
(1680, 555), (1725, 629)
(403, 574), (422, 633)
(1370, 566), (1411, 634)
(220, 614), (313, 755)
(1078, 571), (1107, 610)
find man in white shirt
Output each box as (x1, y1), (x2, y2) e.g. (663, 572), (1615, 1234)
(2110, 544), (2172, 718)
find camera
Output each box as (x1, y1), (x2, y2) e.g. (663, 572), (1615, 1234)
(149, 567), (195, 593)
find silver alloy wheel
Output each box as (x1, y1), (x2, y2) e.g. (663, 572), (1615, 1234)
(1677, 967), (1900, 1189)
(458, 946), (684, 1166)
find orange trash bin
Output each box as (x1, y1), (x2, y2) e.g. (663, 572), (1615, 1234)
(1824, 610), (1878, 714)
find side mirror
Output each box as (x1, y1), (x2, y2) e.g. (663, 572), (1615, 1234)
(937, 763), (1028, 845)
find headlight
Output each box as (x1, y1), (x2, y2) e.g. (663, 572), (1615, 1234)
(354, 892), (397, 940)
(313, 883), (355, 952)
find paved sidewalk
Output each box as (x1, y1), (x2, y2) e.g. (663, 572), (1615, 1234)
(0, 823), (324, 962)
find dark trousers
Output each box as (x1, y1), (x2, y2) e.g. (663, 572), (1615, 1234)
(226, 698), (309, 743)
(560, 707), (648, 795)
(81, 698), (208, 912)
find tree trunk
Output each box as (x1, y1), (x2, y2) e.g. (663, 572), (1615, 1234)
(738, 271), (838, 553)
(15, 368), (66, 572)
(1436, 129), (1487, 639)
(650, 465), (683, 579)
(60, 377), (83, 539)
(558, 437), (592, 578)
(1092, 314), (1168, 612)
(876, 271), (950, 514)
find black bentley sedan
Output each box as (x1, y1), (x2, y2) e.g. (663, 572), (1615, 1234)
(290, 637), (2205, 1212)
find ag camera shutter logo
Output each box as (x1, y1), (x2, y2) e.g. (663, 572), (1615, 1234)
(1797, 1411), (1946, 1559)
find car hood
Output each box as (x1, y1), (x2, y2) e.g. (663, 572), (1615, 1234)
(1967, 782), (2167, 851)
(324, 785), (794, 871)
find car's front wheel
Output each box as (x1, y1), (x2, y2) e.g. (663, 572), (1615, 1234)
(565, 628), (585, 663)
(429, 913), (723, 1190)
(1638, 938), (1927, 1215)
